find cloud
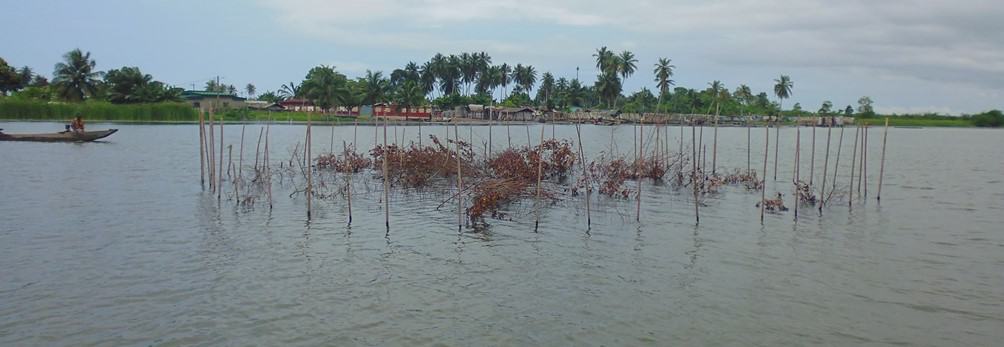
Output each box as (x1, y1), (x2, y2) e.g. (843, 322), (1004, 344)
(257, 0), (1004, 112)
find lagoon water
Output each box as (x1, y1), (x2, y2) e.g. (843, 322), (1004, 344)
(1, 121), (1002, 346)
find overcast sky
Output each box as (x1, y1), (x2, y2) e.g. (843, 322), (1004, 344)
(3, 0), (1002, 114)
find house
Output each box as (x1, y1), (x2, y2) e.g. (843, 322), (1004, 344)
(372, 103), (433, 121)
(497, 107), (538, 121)
(278, 99), (318, 112)
(181, 91), (246, 112)
(245, 100), (284, 111)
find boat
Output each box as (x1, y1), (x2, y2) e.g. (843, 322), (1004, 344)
(0, 129), (118, 142)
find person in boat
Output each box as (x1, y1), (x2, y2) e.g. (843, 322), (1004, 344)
(70, 115), (85, 133)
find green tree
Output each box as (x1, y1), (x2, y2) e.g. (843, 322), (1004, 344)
(818, 100), (833, 115)
(0, 57), (22, 95)
(245, 83), (256, 99)
(652, 58), (676, 102)
(773, 74), (793, 116)
(845, 105), (854, 116)
(52, 49), (102, 101)
(617, 50), (637, 84)
(857, 96), (874, 116)
(300, 65), (349, 112)
(279, 82), (301, 100)
(104, 66), (180, 103)
(971, 110), (1003, 127)
(361, 70), (390, 105)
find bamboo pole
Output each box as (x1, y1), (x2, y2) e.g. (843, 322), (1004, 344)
(697, 123), (703, 172)
(831, 124), (845, 200)
(208, 112), (215, 192)
(254, 127), (264, 173)
(306, 113), (312, 220)
(456, 124), (464, 230)
(535, 124), (545, 230)
(819, 126), (832, 215)
(506, 124), (512, 148)
(330, 121), (335, 153)
(877, 118), (889, 202)
(199, 111), (206, 188)
(773, 122), (780, 180)
(636, 124), (643, 222)
(761, 126), (769, 224)
(237, 125), (245, 204)
(747, 120), (752, 175)
(849, 123), (859, 207)
(692, 123), (699, 224)
(712, 115), (718, 174)
(266, 117), (272, 209)
(418, 121), (422, 146)
(383, 119), (389, 229)
(228, 145), (234, 195)
(858, 123), (864, 194)
(863, 123), (869, 199)
(576, 124), (591, 227)
(343, 140), (353, 225)
(218, 114), (223, 205)
(794, 125), (800, 219)
(810, 118), (816, 185)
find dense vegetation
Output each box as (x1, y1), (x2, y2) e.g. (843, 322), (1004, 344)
(1, 49), (1001, 127)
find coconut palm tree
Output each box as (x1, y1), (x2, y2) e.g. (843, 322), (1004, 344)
(279, 82), (301, 100)
(301, 65), (349, 112)
(593, 47), (616, 75)
(618, 51), (637, 83)
(773, 75), (793, 116)
(245, 83), (256, 99)
(708, 80), (725, 114)
(537, 72), (555, 109)
(498, 63), (512, 99)
(734, 84), (753, 115)
(52, 49), (102, 101)
(653, 58), (675, 112)
(362, 70), (390, 105)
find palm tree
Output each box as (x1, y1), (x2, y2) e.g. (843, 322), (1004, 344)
(301, 65), (348, 112)
(279, 82), (301, 100)
(773, 75), (793, 116)
(653, 58), (675, 112)
(618, 51), (637, 83)
(516, 65), (537, 95)
(708, 80), (724, 115)
(593, 47), (616, 75)
(362, 70), (390, 105)
(52, 49), (101, 101)
(245, 83), (256, 99)
(595, 72), (621, 108)
(498, 63), (512, 100)
(734, 84), (753, 116)
(537, 72), (555, 109)
(419, 61), (436, 97)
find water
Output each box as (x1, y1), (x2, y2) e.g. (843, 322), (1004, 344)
(1, 121), (1002, 346)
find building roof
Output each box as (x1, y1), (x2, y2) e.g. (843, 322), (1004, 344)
(181, 90), (247, 101)
(279, 99), (314, 106)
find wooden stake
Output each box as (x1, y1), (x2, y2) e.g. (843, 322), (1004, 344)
(794, 125), (800, 220)
(863, 123), (869, 199)
(535, 125), (545, 230)
(761, 126), (769, 224)
(343, 140), (353, 225)
(819, 126), (832, 215)
(810, 118), (816, 185)
(877, 118), (889, 202)
(208, 112), (215, 192)
(199, 111), (206, 187)
(237, 125), (245, 204)
(456, 124), (464, 230)
(266, 117), (272, 209)
(831, 123), (845, 200)
(636, 124), (643, 222)
(773, 123), (780, 180)
(306, 113), (312, 220)
(747, 120), (751, 175)
(383, 119), (389, 229)
(254, 126), (264, 173)
(849, 123), (859, 207)
(218, 114), (223, 205)
(712, 115), (718, 174)
(576, 124), (591, 227)
(692, 123), (700, 224)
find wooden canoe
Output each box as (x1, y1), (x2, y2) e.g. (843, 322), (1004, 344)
(0, 129), (118, 142)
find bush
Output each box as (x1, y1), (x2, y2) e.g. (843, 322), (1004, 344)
(0, 99), (198, 121)
(971, 110), (1004, 127)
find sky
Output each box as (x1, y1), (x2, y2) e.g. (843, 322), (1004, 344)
(2, 0), (1002, 114)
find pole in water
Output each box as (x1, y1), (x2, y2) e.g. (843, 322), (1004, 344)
(383, 119), (390, 229)
(819, 125), (832, 215)
(535, 125), (545, 231)
(265, 117), (272, 209)
(343, 141), (353, 225)
(576, 124), (591, 227)
(849, 123), (859, 208)
(455, 124), (464, 230)
(237, 125), (245, 204)
(712, 115), (718, 174)
(810, 118), (816, 185)
(636, 124), (643, 222)
(306, 113), (312, 220)
(208, 112), (215, 192)
(877, 117), (889, 202)
(773, 122), (780, 180)
(863, 122), (869, 199)
(831, 122), (845, 200)
(794, 125), (800, 220)
(761, 126), (769, 224)
(218, 114), (224, 205)
(199, 111), (206, 187)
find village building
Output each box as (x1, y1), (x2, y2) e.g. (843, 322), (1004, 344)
(181, 91), (246, 113)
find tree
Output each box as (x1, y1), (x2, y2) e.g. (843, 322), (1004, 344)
(258, 91), (281, 103)
(818, 100), (833, 115)
(595, 71), (621, 108)
(971, 110), (1004, 127)
(395, 80), (426, 111)
(708, 80), (725, 115)
(0, 57), (22, 95)
(245, 84), (256, 99)
(652, 58), (675, 96)
(536, 72), (555, 109)
(617, 50), (637, 83)
(734, 84), (753, 115)
(845, 105), (854, 116)
(593, 47), (616, 75)
(279, 82), (301, 100)
(104, 66), (155, 103)
(300, 65), (348, 112)
(52, 49), (102, 101)
(361, 70), (390, 105)
(773, 74), (793, 116)
(857, 96), (874, 116)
